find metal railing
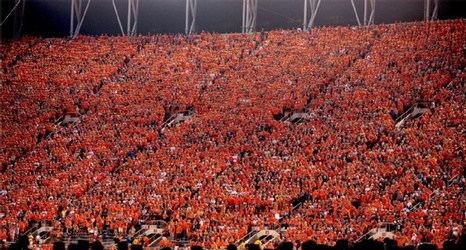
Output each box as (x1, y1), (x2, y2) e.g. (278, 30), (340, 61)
(235, 229), (259, 246)
(357, 173), (462, 243)
(354, 222), (398, 243)
(161, 113), (178, 129)
(409, 173), (461, 212)
(395, 101), (431, 126)
(161, 109), (194, 130)
(132, 228), (148, 239)
(354, 229), (373, 243)
(147, 233), (164, 248)
(22, 223), (39, 236)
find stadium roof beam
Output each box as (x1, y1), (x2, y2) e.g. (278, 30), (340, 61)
(112, 0), (139, 36)
(0, 0), (26, 40)
(0, 0), (25, 43)
(185, 0), (197, 35)
(70, 0), (91, 38)
(351, 0), (376, 27)
(13, 0), (26, 38)
(424, 0), (439, 21)
(127, 0), (139, 36)
(242, 0), (258, 34)
(303, 0), (322, 30)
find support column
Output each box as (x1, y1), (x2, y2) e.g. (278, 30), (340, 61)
(0, 0), (25, 41)
(350, 0), (375, 27)
(424, 0), (438, 21)
(112, 0), (139, 36)
(70, 0), (91, 38)
(303, 0), (321, 30)
(432, 0), (439, 20)
(13, 0), (26, 38)
(185, 0), (197, 35)
(369, 0), (375, 25)
(127, 0), (139, 36)
(242, 0), (258, 34)
(363, 0), (367, 26)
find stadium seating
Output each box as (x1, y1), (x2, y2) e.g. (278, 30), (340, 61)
(0, 19), (465, 249)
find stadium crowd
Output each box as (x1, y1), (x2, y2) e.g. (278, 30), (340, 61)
(1, 19), (465, 250)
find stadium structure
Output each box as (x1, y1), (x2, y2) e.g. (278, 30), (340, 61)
(1, 0), (440, 38)
(0, 1), (465, 250)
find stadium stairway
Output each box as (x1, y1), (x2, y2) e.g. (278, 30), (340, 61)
(58, 114), (80, 126)
(144, 227), (165, 248)
(356, 173), (462, 244)
(285, 112), (312, 124)
(161, 108), (195, 131)
(136, 222), (167, 248)
(30, 223), (54, 244)
(355, 223), (397, 243)
(395, 101), (432, 128)
(238, 229), (280, 246)
(274, 111), (312, 124)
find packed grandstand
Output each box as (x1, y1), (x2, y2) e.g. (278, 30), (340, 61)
(0, 18), (465, 250)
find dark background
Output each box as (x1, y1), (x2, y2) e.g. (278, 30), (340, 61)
(1, 0), (466, 39)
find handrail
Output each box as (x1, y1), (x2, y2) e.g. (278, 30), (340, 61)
(161, 109), (195, 130)
(279, 112), (291, 122)
(394, 101), (432, 124)
(161, 113), (178, 128)
(351, 172), (462, 247)
(133, 228), (147, 238)
(235, 229), (258, 245)
(147, 234), (163, 248)
(22, 223), (39, 236)
(48, 113), (81, 140)
(354, 222), (400, 243)
(447, 173), (460, 186)
(292, 201), (303, 211)
(394, 105), (415, 124)
(40, 231), (51, 242)
(354, 228), (374, 243)
(409, 199), (425, 212)
(409, 173), (461, 212)
(262, 233), (280, 247)
(54, 115), (65, 125)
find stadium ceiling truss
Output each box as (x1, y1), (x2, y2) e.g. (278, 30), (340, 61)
(303, 0), (321, 30)
(424, 0), (439, 21)
(111, 0), (140, 37)
(350, 0), (375, 27)
(186, 0), (197, 35)
(1, 0), (441, 38)
(242, 0), (258, 34)
(0, 0), (26, 38)
(70, 0), (91, 38)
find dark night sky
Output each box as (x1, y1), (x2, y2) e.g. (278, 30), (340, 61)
(1, 0), (466, 39)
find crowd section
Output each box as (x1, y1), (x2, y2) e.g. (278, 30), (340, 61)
(1, 19), (465, 249)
